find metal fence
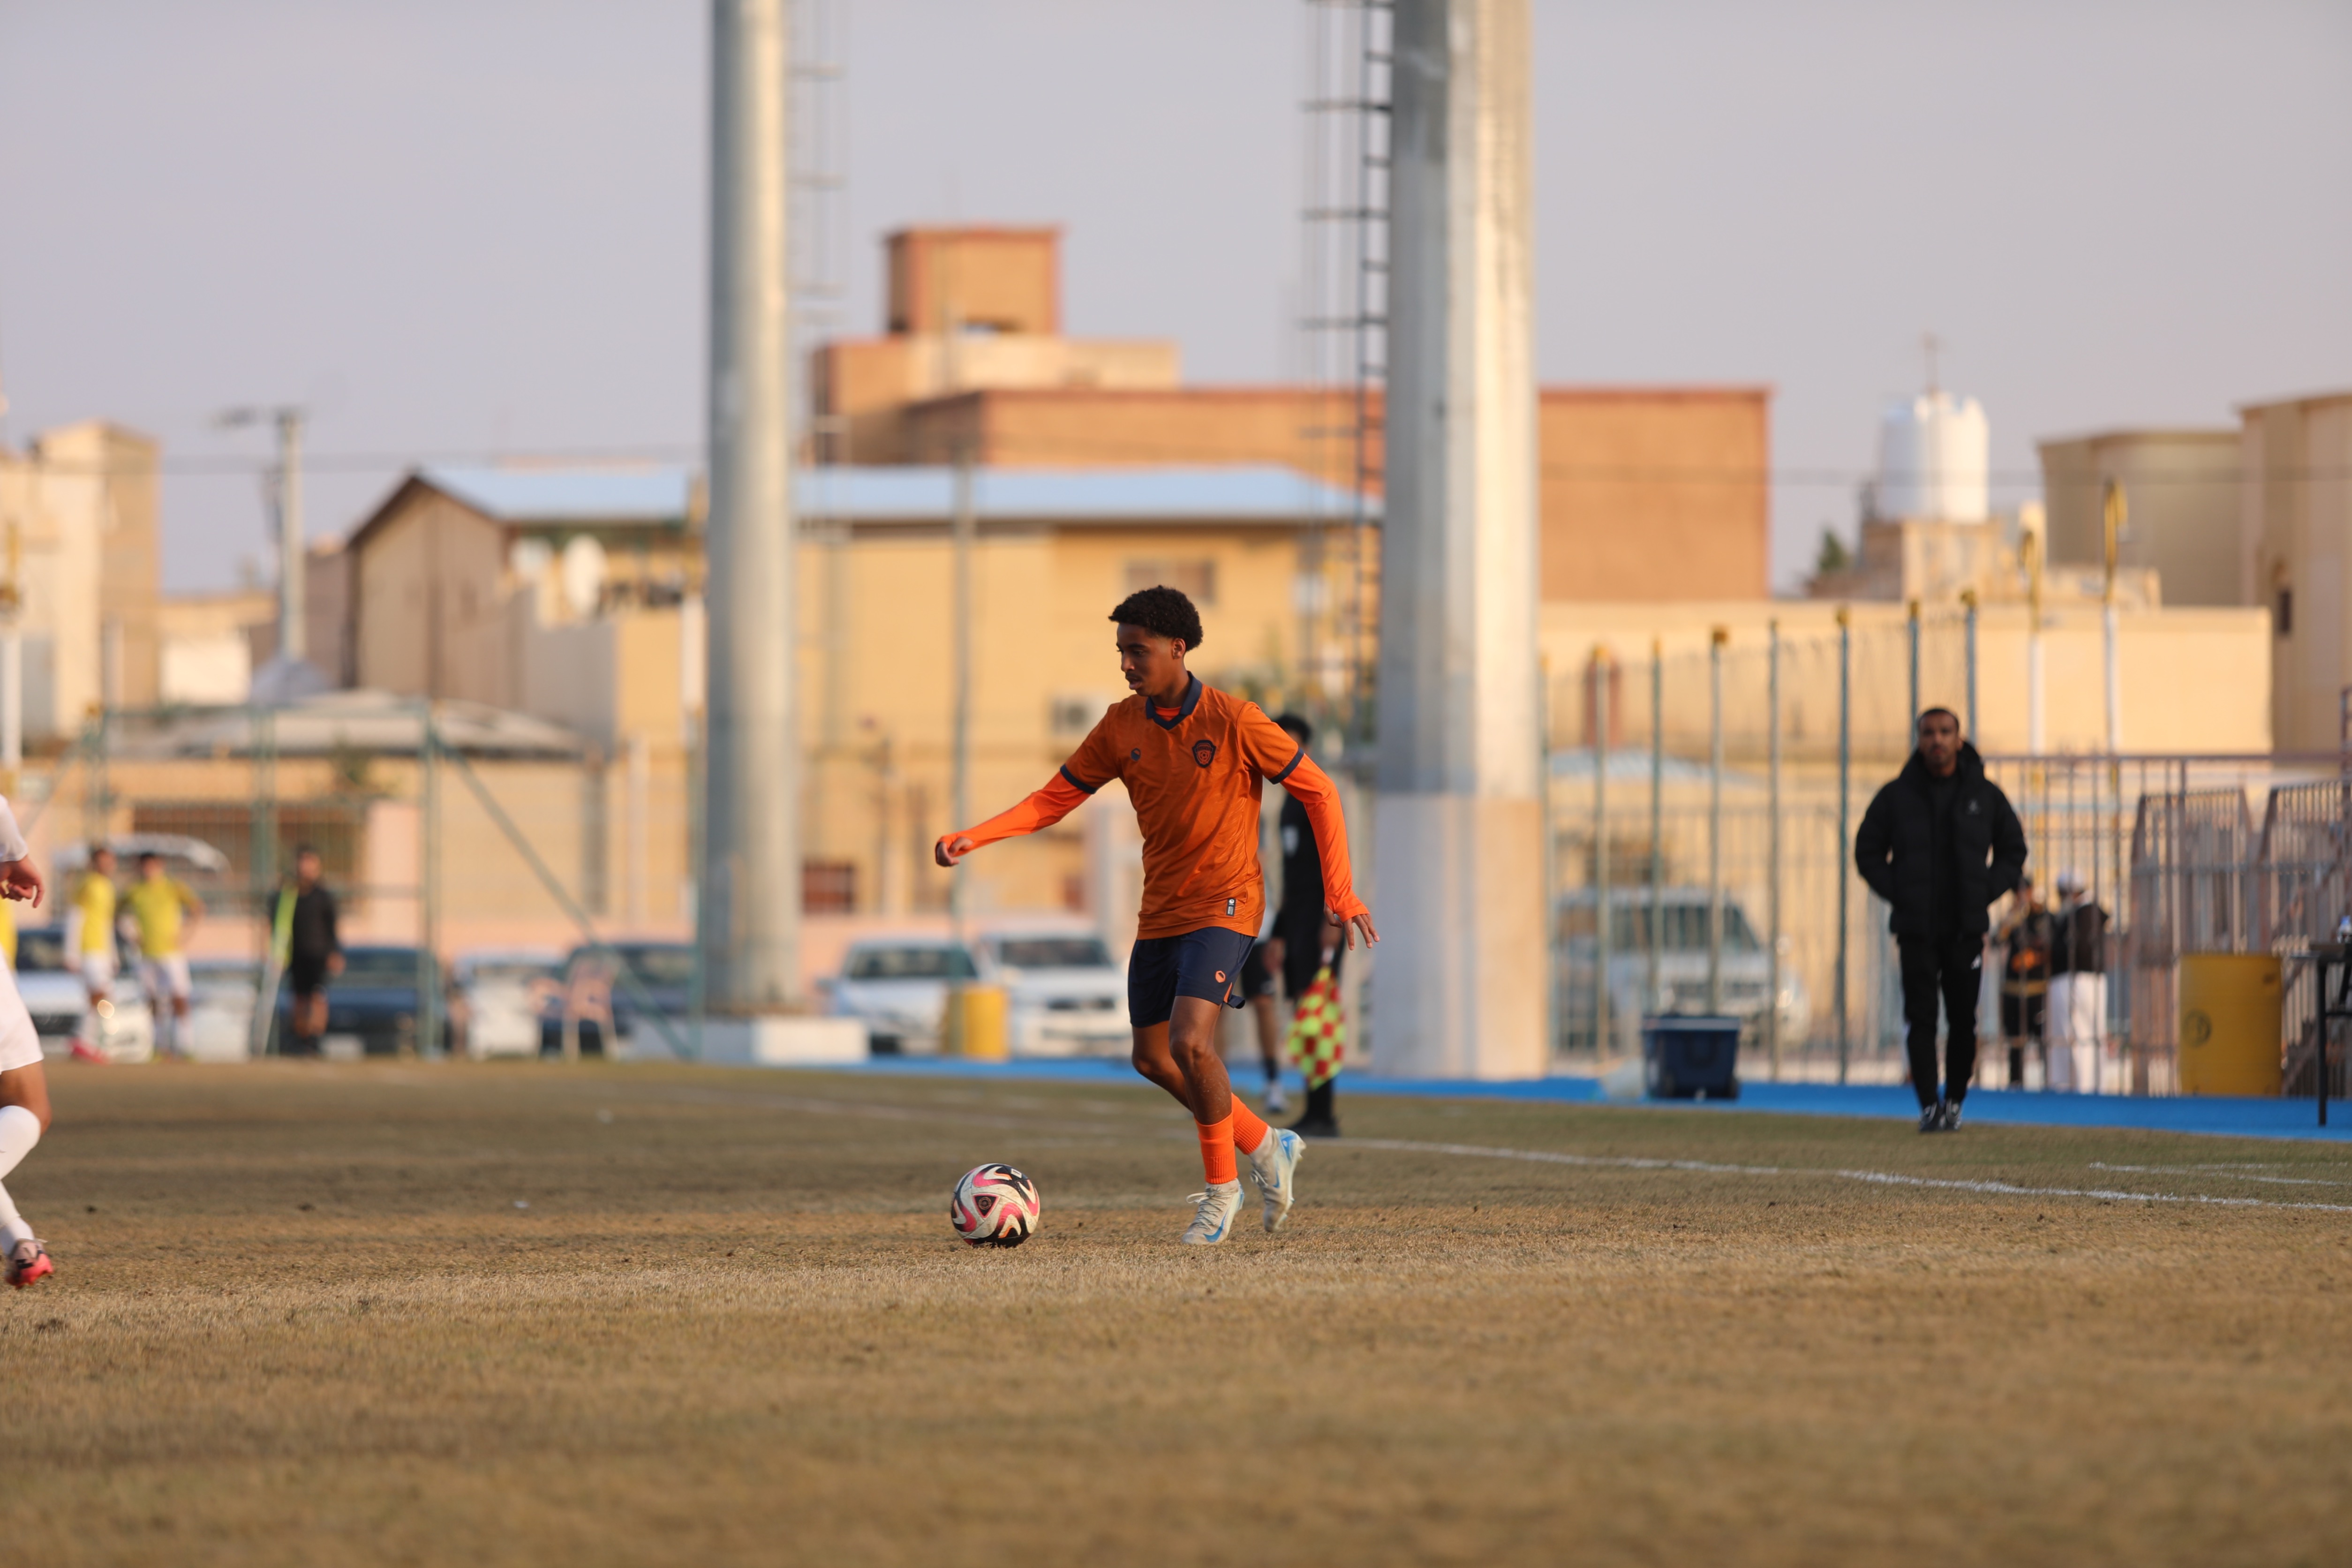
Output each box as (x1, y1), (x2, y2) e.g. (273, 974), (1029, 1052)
(1542, 625), (2352, 1094)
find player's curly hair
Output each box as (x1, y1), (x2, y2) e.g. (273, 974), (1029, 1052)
(1108, 585), (1204, 650)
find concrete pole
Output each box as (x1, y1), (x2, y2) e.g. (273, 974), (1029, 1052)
(277, 410), (306, 664)
(702, 0), (799, 1013)
(1372, 0), (1543, 1080)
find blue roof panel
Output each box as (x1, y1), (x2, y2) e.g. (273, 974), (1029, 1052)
(422, 466), (696, 524)
(418, 464), (1372, 526)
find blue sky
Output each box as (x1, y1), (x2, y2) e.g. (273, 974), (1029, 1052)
(2, 0), (2346, 592)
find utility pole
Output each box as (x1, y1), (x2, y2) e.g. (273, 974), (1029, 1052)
(1767, 619), (1781, 1080)
(2103, 478), (2126, 754)
(1706, 626), (1726, 1016)
(217, 406), (308, 674)
(1591, 646), (1610, 1057)
(1961, 588), (1979, 740)
(277, 410), (305, 664)
(2026, 529), (2046, 755)
(1648, 639), (1663, 1022)
(702, 0), (800, 1015)
(1836, 605), (1852, 1085)
(1372, 0), (1544, 1079)
(950, 445), (975, 942)
(0, 519), (19, 776)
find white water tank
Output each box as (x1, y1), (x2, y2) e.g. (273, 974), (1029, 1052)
(1875, 391), (1989, 522)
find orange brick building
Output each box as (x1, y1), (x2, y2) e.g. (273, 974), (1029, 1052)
(817, 227), (1770, 603)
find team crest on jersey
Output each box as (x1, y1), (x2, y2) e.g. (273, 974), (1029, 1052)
(1130, 748), (1141, 761)
(1192, 739), (1217, 768)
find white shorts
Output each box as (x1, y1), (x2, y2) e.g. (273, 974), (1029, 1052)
(0, 961), (40, 1073)
(81, 950), (118, 991)
(142, 955), (191, 1003)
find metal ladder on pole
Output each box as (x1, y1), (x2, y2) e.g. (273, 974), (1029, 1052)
(1297, 0), (1392, 747)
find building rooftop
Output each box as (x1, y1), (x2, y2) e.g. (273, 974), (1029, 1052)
(404, 463), (1372, 530)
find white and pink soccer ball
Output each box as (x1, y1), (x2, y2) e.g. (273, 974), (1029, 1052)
(950, 1164), (1040, 1248)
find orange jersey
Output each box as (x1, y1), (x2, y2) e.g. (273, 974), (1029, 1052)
(949, 675), (1365, 941)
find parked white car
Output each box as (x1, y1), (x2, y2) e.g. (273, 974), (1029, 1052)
(452, 949), (562, 1060)
(829, 939), (978, 1055)
(977, 932), (1128, 1057)
(1554, 887), (1811, 1054)
(12, 924), (155, 1064)
(185, 958), (262, 1062)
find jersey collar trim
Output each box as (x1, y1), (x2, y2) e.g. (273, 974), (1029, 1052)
(1147, 674), (1204, 731)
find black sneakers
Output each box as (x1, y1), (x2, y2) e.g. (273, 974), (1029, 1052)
(1916, 1099), (1966, 1133)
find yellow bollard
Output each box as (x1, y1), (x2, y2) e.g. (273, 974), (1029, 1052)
(943, 985), (1009, 1062)
(2178, 954), (2283, 1096)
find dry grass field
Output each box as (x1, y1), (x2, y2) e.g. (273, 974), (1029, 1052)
(3, 1061), (2350, 1567)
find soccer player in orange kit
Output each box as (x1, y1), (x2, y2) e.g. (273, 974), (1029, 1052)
(936, 586), (1377, 1244)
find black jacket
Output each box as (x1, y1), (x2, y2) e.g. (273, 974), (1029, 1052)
(2050, 901), (2109, 975)
(1854, 743), (2027, 939)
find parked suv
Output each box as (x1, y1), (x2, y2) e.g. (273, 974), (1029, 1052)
(1553, 887), (1810, 1053)
(976, 931), (1128, 1057)
(829, 939), (979, 1055)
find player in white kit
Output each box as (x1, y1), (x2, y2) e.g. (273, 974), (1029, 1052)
(0, 797), (53, 1287)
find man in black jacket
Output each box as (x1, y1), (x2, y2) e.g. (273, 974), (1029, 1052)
(1854, 709), (2028, 1131)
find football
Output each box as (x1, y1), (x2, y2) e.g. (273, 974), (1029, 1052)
(950, 1163), (1040, 1248)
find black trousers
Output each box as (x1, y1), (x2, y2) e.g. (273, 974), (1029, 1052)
(1898, 935), (1982, 1108)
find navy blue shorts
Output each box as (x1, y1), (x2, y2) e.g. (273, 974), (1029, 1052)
(1127, 926), (1255, 1028)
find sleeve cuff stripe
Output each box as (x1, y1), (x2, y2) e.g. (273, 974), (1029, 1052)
(1270, 745), (1305, 784)
(1059, 764), (1101, 795)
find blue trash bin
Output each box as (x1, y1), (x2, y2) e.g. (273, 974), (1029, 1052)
(1643, 1016), (1741, 1100)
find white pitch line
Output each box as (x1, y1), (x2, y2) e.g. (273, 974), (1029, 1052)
(660, 1087), (2352, 1216)
(1344, 1138), (2352, 1215)
(2089, 1161), (2352, 1188)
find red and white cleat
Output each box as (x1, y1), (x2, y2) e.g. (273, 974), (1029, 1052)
(6, 1240), (53, 1289)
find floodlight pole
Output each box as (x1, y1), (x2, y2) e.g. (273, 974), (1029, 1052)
(701, 0), (801, 1013)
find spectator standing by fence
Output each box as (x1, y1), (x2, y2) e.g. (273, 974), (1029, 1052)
(1997, 875), (2053, 1088)
(2046, 870), (2108, 1094)
(1854, 708), (2029, 1132)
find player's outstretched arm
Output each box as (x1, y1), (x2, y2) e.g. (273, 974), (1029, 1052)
(935, 773), (1093, 867)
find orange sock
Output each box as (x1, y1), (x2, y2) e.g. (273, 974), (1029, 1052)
(1194, 1114), (1238, 1185)
(1228, 1098), (1271, 1157)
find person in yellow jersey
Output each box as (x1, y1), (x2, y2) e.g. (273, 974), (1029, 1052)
(127, 851), (204, 1060)
(63, 844), (121, 1017)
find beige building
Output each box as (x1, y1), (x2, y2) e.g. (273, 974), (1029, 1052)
(818, 226), (1774, 603)
(2038, 429), (2241, 606)
(2240, 389), (2352, 752)
(0, 421), (163, 737)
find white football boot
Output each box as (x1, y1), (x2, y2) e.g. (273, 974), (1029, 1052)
(1180, 1181), (1245, 1245)
(1246, 1126), (1305, 1233)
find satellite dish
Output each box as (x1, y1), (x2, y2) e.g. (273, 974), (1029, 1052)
(559, 536), (606, 619)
